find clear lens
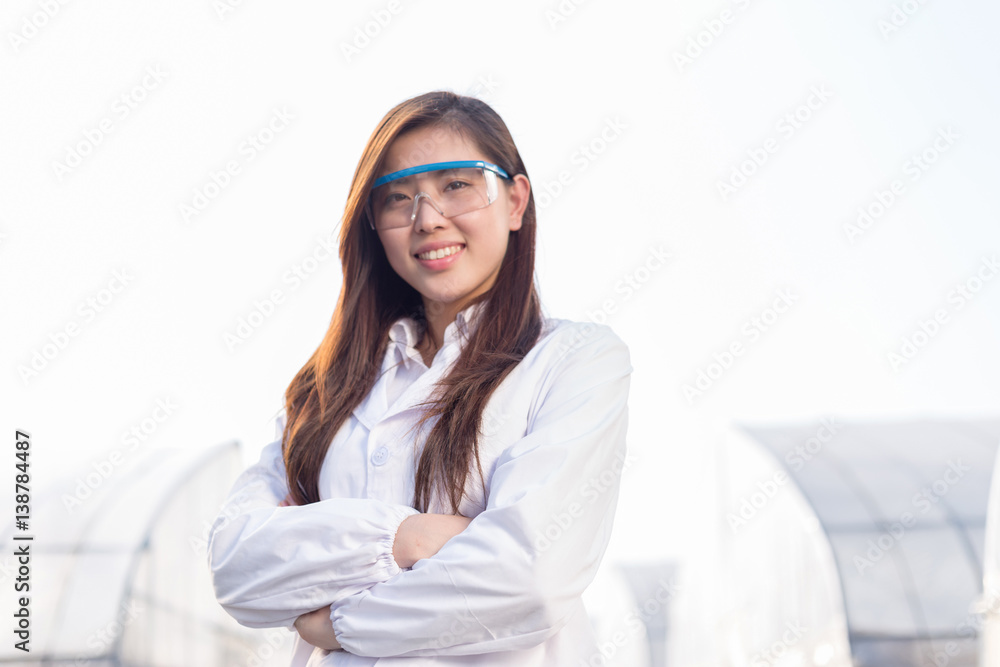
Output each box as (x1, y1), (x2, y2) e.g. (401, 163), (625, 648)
(371, 167), (498, 230)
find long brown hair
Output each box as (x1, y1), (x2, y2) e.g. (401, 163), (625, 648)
(281, 91), (542, 512)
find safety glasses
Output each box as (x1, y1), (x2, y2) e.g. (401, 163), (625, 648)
(368, 160), (511, 231)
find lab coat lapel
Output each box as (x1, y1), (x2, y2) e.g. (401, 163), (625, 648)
(350, 340), (458, 431)
(352, 306), (476, 431)
(350, 372), (387, 431)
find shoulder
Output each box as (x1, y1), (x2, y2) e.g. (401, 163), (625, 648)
(515, 316), (632, 434)
(533, 314), (633, 376)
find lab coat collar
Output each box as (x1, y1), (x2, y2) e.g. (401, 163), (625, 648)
(353, 300), (487, 430)
(388, 300), (488, 351)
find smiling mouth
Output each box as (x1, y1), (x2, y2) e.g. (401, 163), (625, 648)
(415, 244), (465, 260)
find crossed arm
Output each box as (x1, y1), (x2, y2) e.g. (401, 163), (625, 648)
(207, 450), (474, 634)
(291, 511), (472, 650)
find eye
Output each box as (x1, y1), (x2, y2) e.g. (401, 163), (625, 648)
(444, 180), (471, 192)
(383, 192), (410, 206)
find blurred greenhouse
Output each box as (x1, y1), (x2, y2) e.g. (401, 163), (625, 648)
(12, 416), (999, 666)
(584, 559), (678, 667)
(0, 441), (294, 666)
(677, 417), (1000, 667)
(980, 445), (1000, 666)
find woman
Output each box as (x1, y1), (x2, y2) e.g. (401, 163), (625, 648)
(207, 91), (633, 666)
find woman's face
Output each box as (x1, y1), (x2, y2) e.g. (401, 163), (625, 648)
(373, 125), (530, 321)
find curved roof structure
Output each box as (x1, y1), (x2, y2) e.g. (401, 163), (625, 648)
(0, 440), (292, 665)
(739, 417), (1000, 666)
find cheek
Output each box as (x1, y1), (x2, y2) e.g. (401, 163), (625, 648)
(481, 223), (512, 255)
(378, 235), (409, 266)
(462, 215), (507, 246)
(388, 245), (407, 263)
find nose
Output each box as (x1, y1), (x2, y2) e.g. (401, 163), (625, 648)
(411, 192), (449, 230)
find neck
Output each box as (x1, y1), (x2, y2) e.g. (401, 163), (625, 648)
(421, 305), (454, 353)
(419, 298), (478, 352)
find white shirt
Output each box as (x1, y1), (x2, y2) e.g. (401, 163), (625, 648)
(207, 301), (633, 666)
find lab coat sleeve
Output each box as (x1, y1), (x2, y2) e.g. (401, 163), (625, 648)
(206, 423), (421, 631)
(328, 323), (633, 657)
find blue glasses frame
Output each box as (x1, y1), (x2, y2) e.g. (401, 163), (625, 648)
(372, 160), (511, 188)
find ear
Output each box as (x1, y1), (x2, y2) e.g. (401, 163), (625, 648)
(506, 174), (530, 232)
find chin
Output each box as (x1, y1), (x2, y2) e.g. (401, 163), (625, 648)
(420, 290), (465, 306)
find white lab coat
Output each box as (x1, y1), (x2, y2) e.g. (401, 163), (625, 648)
(207, 301), (633, 666)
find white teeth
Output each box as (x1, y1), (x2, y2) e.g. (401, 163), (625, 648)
(417, 245), (463, 260)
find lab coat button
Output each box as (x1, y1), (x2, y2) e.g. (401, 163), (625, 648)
(371, 446), (389, 466)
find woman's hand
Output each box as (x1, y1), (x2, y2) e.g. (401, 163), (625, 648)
(294, 605), (342, 651)
(392, 513), (472, 569)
